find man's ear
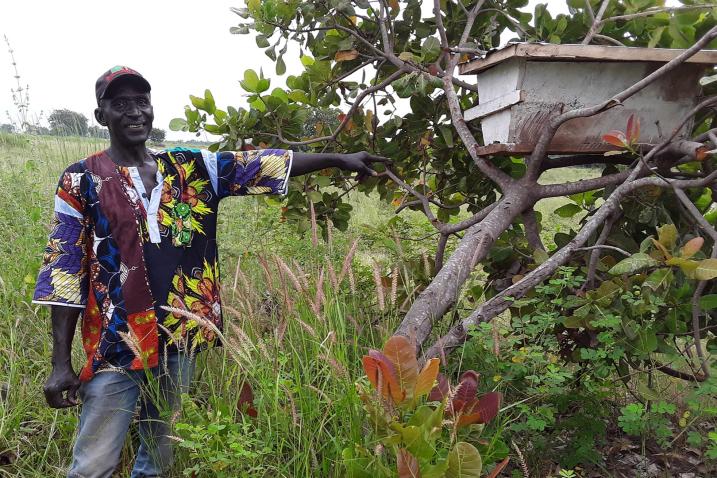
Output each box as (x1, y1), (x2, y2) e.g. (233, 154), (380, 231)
(94, 107), (106, 126)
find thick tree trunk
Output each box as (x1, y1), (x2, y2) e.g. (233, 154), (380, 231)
(395, 192), (530, 347)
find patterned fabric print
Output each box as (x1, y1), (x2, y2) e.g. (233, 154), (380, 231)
(164, 259), (221, 349)
(216, 149), (292, 198)
(156, 150), (213, 247)
(34, 168), (88, 306)
(34, 148), (291, 381)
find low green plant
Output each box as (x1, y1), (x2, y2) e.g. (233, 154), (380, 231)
(343, 335), (509, 477)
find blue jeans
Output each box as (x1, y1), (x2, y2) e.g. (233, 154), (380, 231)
(68, 352), (195, 478)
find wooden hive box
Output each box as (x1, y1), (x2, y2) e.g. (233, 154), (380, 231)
(459, 43), (717, 156)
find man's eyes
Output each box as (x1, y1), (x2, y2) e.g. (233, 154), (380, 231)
(111, 98), (150, 109)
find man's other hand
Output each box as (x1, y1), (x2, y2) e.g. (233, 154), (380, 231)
(338, 151), (390, 182)
(44, 366), (81, 408)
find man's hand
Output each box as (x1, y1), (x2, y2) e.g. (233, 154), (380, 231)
(44, 365), (81, 408)
(290, 151), (390, 178)
(336, 151), (390, 182)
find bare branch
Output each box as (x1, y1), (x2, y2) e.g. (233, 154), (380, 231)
(443, 202), (497, 234)
(435, 233), (450, 272)
(579, 244), (630, 257)
(537, 169), (633, 198)
(381, 168), (441, 228)
(603, 5), (714, 24)
(594, 34), (626, 47)
(522, 209), (545, 251)
(582, 0), (611, 45)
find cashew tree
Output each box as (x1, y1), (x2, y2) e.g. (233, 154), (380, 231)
(172, 0), (717, 382)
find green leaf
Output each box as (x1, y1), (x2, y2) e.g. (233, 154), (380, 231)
(446, 442), (482, 478)
(256, 34), (270, 48)
(554, 203), (582, 218)
(633, 329), (658, 356)
(609, 253), (660, 275)
(421, 37), (441, 62)
(657, 224), (678, 250)
(169, 118), (188, 131)
(533, 249), (549, 265)
(701, 74), (717, 86)
(276, 55), (287, 76)
(399, 51), (415, 62)
(300, 55), (315, 66)
(203, 89), (216, 114)
(230, 25), (250, 35)
(190, 95), (206, 110)
(642, 268), (672, 291)
(439, 125), (454, 148)
(699, 294), (717, 310)
(695, 259), (717, 280)
(240, 69), (260, 92)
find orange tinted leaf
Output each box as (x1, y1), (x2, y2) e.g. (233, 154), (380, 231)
(475, 391), (501, 424)
(362, 354), (404, 403)
(602, 132), (627, 147)
(335, 49), (359, 62)
(383, 335), (419, 400)
(397, 449), (421, 478)
(696, 146), (709, 161)
(414, 358), (440, 398)
(389, 0), (399, 12)
(681, 237), (704, 259)
(453, 371), (479, 406)
(486, 457), (510, 478)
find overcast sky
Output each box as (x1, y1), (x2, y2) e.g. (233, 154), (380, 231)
(0, 0), (570, 140)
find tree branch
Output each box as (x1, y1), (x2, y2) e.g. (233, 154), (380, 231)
(582, 0), (611, 45)
(435, 233), (450, 272)
(522, 209), (545, 251)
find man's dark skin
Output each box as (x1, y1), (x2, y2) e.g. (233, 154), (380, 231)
(43, 78), (387, 408)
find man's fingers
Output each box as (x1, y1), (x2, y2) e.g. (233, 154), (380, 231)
(365, 154), (391, 164)
(67, 384), (80, 406)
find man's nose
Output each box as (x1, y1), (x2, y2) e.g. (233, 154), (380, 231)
(125, 102), (141, 117)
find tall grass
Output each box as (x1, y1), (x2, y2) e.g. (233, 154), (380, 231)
(0, 134), (403, 477)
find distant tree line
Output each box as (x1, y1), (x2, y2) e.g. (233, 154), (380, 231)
(3, 108), (166, 143)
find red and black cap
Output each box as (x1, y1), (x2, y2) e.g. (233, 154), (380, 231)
(95, 66), (151, 104)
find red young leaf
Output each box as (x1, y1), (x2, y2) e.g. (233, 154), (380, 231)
(475, 391), (502, 424)
(696, 146), (709, 161)
(428, 373), (449, 401)
(453, 371), (480, 405)
(397, 449), (421, 478)
(238, 381), (258, 418)
(602, 132), (627, 148)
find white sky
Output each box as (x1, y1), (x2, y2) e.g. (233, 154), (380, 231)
(0, 0), (569, 140)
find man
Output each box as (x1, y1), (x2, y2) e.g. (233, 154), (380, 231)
(33, 66), (385, 478)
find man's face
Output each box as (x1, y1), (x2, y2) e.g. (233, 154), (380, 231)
(95, 80), (153, 147)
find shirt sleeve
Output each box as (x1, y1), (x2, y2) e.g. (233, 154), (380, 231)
(33, 167), (88, 308)
(201, 149), (292, 199)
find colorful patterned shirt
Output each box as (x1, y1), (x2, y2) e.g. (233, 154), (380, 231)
(33, 147), (292, 381)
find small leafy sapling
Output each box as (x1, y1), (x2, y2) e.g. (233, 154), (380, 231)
(346, 335), (509, 478)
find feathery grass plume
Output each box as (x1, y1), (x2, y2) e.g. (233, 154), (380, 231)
(337, 238), (359, 286)
(390, 266), (399, 305)
(160, 306), (224, 344)
(306, 384), (332, 405)
(257, 255), (275, 293)
(275, 318), (288, 345)
(291, 259), (311, 291)
(326, 258), (338, 290)
(281, 383), (300, 427)
(118, 330), (142, 360)
(295, 317), (319, 338)
(309, 200), (318, 247)
(422, 251), (431, 278)
(372, 261), (385, 312)
(512, 440), (530, 478)
(311, 267), (325, 315)
(347, 266), (357, 294)
(274, 255), (303, 293)
(326, 218), (334, 250)
(318, 353), (349, 379)
(273, 256), (294, 312)
(492, 321), (501, 357)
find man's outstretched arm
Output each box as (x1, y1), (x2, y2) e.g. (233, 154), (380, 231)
(290, 151), (388, 181)
(44, 305), (82, 408)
